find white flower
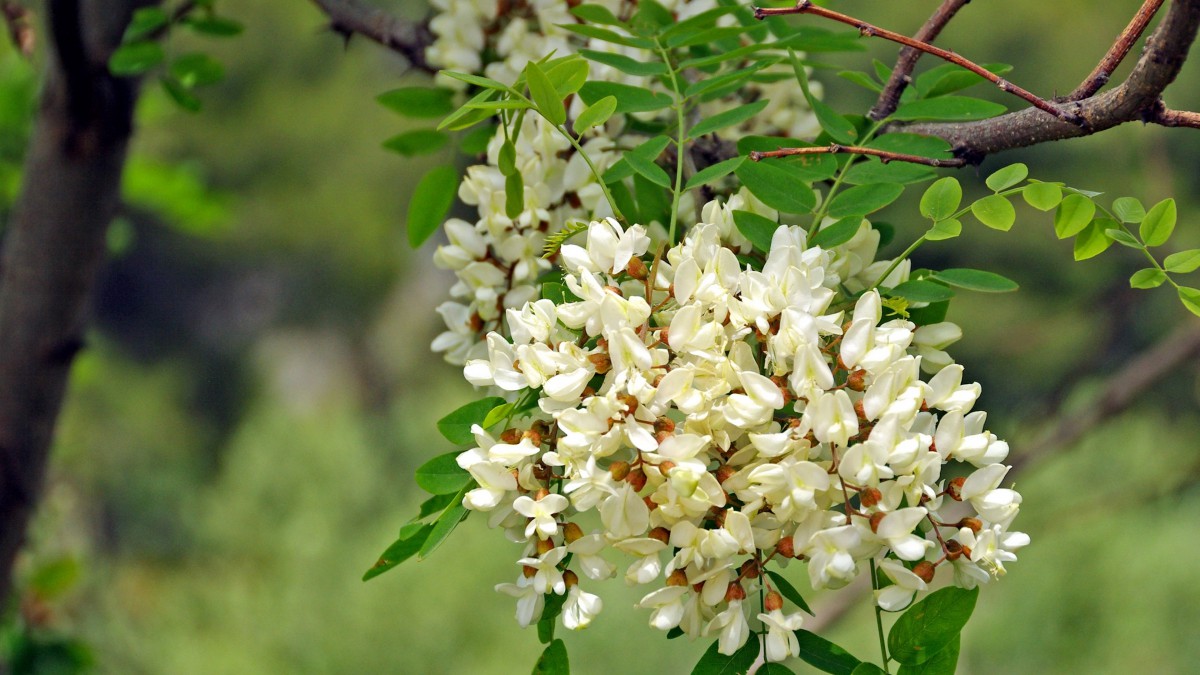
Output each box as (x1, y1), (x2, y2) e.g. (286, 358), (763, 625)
(516, 546), (568, 595)
(599, 483), (651, 540)
(757, 609), (804, 661)
(513, 493), (569, 540)
(637, 586), (690, 631)
(562, 585), (603, 630)
(875, 559), (927, 611)
(705, 599), (750, 655)
(495, 574), (545, 628)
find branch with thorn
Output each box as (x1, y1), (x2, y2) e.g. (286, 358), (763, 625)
(749, 144), (967, 168)
(869, 0), (971, 121)
(308, 0), (435, 72)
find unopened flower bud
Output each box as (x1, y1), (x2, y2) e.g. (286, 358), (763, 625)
(563, 522), (584, 544)
(957, 517), (982, 533)
(628, 469), (647, 492)
(739, 559), (759, 579)
(654, 417), (675, 435)
(649, 527), (670, 544)
(609, 461), (631, 481)
(764, 590), (784, 612)
(869, 511), (887, 533)
(860, 487), (882, 508)
(913, 561), (936, 583)
(667, 570), (689, 587)
(847, 369), (867, 392)
(775, 536), (796, 559)
(725, 582), (747, 602)
(587, 353), (612, 374)
(945, 540), (964, 561)
(626, 257), (649, 280)
(947, 477), (966, 501)
(563, 570), (580, 589)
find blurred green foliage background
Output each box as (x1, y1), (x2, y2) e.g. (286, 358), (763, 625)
(2, 1), (1199, 673)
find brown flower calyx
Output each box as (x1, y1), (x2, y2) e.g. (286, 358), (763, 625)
(563, 521), (584, 544)
(500, 428), (523, 444)
(944, 539), (964, 561)
(860, 487), (882, 508)
(628, 468), (648, 492)
(667, 569), (689, 587)
(847, 369), (867, 392)
(869, 511), (888, 533)
(946, 477), (966, 501)
(563, 569), (580, 588)
(609, 460), (631, 481)
(764, 590), (784, 612)
(775, 536), (796, 559)
(957, 517), (982, 533)
(739, 559), (760, 579)
(648, 527), (671, 545)
(617, 393), (639, 416)
(725, 581), (747, 602)
(522, 565), (537, 579)
(534, 488), (551, 501)
(715, 464), (737, 485)
(626, 257), (649, 280)
(913, 560), (936, 583)
(588, 353), (612, 374)
(658, 460), (677, 475)
(643, 495), (658, 511)
(536, 537), (556, 556)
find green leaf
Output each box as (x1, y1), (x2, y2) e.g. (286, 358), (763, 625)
(1074, 220), (1116, 261)
(1105, 227), (1142, 248)
(827, 183), (904, 219)
(934, 268), (1019, 292)
(109, 41), (165, 76)
(28, 557), (81, 600)
(383, 129), (450, 157)
(920, 177), (962, 221)
(378, 86), (456, 118)
(689, 100), (770, 139)
(557, 23), (654, 50)
(570, 4), (625, 26)
(575, 95), (617, 134)
(686, 61), (778, 99)
(440, 71), (510, 91)
(499, 140), (518, 176)
(526, 62), (566, 126)
(690, 637), (759, 675)
(579, 49), (667, 77)
(917, 62), (1013, 99)
(438, 89), (499, 132)
(407, 165), (458, 248)
(537, 594), (568, 645)
(184, 16), (244, 37)
(790, 49), (856, 144)
(810, 216), (863, 249)
(634, 173), (670, 224)
(1140, 198), (1177, 246)
(505, 172), (525, 219)
(1022, 182), (1063, 211)
(737, 137), (838, 182)
(168, 53), (224, 87)
(890, 280), (955, 303)
(1178, 287), (1200, 317)
(985, 163), (1028, 192)
(765, 570), (813, 614)
(160, 76), (201, 112)
(362, 524), (433, 581)
(1113, 196), (1146, 223)
(415, 452), (471, 495)
(437, 396), (507, 445)
(925, 218), (962, 241)
(1130, 268), (1168, 289)
(970, 194), (1016, 231)
(874, 222), (896, 247)
(579, 82), (672, 114)
(684, 157), (745, 191)
(838, 70), (883, 93)
(624, 136), (673, 188)
(897, 635), (959, 675)
(546, 58), (590, 98)
(736, 160), (817, 214)
(794, 629), (862, 674)
(1054, 194), (1096, 239)
(414, 493), (456, 521)
(661, 6), (739, 44)
(892, 96), (1007, 122)
(417, 484), (470, 559)
(123, 7), (169, 42)
(1164, 249), (1200, 273)
(759, 665), (795, 675)
(888, 586), (979, 666)
(850, 665), (888, 675)
(909, 299), (950, 326)
(732, 210), (778, 253)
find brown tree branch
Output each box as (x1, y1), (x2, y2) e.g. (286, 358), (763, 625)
(1150, 104), (1200, 127)
(307, 0), (435, 72)
(749, 143), (967, 168)
(0, 0), (150, 609)
(1068, 0), (1166, 100)
(899, 0), (1200, 162)
(755, 1), (1086, 126)
(869, 0), (971, 121)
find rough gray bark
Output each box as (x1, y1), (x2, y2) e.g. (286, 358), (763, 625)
(0, 0), (150, 609)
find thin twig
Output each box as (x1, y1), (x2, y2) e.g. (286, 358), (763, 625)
(1150, 105), (1200, 128)
(1068, 0), (1166, 101)
(749, 143), (966, 168)
(755, 1), (1086, 127)
(869, 0), (971, 121)
(308, 0), (435, 72)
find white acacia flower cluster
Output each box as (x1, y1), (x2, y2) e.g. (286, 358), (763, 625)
(457, 216), (1029, 659)
(428, 0), (820, 364)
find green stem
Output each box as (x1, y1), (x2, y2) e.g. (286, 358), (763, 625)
(656, 39), (688, 244)
(809, 119), (888, 232)
(1093, 202), (1184, 290)
(869, 560), (891, 673)
(870, 234), (927, 290)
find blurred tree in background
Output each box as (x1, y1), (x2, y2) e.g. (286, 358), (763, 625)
(0, 1), (1198, 673)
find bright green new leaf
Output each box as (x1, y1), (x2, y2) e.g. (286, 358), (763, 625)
(160, 76), (201, 112)
(765, 570), (813, 614)
(481, 402), (515, 429)
(413, 493), (456, 521)
(686, 61), (778, 99)
(440, 70), (510, 91)
(169, 53), (224, 87)
(438, 89), (500, 131)
(505, 172), (525, 219)
(1023, 182), (1063, 211)
(575, 95), (618, 133)
(545, 58), (589, 98)
(437, 396), (507, 444)
(1054, 194), (1096, 238)
(925, 218), (962, 241)
(890, 279), (955, 303)
(891, 96), (1006, 121)
(1113, 196), (1146, 223)
(794, 629), (862, 674)
(184, 15), (243, 37)
(896, 635), (959, 675)
(383, 129), (450, 157)
(1130, 268), (1168, 289)
(414, 452), (471, 495)
(934, 268), (1019, 292)
(684, 157), (745, 191)
(532, 639), (570, 675)
(570, 4), (625, 26)
(557, 23), (654, 50)
(970, 194), (1016, 231)
(920, 177), (962, 221)
(736, 160), (817, 214)
(624, 136), (673, 188)
(828, 183), (904, 219)
(985, 163), (1028, 192)
(407, 164), (458, 248)
(1179, 287), (1200, 317)
(1140, 198), (1177, 246)
(579, 49), (667, 77)
(888, 586), (978, 666)
(690, 637), (758, 675)
(417, 486), (470, 559)
(109, 41), (165, 76)
(688, 100), (770, 139)
(579, 82), (673, 113)
(499, 140), (517, 176)
(1105, 227), (1142, 249)
(1164, 249), (1200, 273)
(1074, 220), (1116, 260)
(809, 216), (863, 249)
(732, 210), (778, 253)
(123, 7), (169, 42)
(790, 49), (856, 144)
(362, 524), (433, 581)
(838, 70), (883, 92)
(526, 62), (566, 126)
